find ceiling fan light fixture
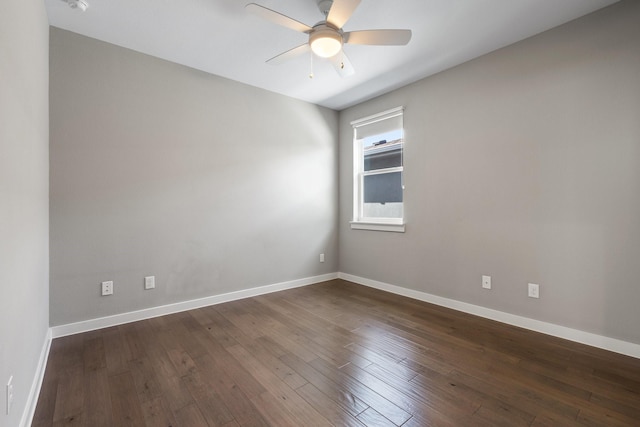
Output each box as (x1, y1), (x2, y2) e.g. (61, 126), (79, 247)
(248, 1), (411, 78)
(310, 27), (342, 58)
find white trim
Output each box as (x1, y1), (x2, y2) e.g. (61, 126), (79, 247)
(20, 328), (52, 427)
(338, 272), (640, 359)
(363, 166), (403, 177)
(350, 221), (405, 233)
(51, 273), (338, 338)
(351, 106), (404, 127)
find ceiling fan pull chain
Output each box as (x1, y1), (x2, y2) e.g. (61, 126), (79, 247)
(309, 53), (314, 79)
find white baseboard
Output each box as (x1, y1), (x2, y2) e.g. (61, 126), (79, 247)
(20, 328), (52, 427)
(48, 270), (640, 357)
(338, 272), (640, 359)
(24, 270), (639, 425)
(51, 272), (338, 338)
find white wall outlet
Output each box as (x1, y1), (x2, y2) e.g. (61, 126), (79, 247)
(144, 276), (155, 290)
(482, 275), (491, 289)
(6, 376), (13, 415)
(528, 283), (540, 299)
(101, 280), (113, 296)
(319, 253), (325, 263)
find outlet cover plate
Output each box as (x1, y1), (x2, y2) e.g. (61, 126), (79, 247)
(482, 275), (491, 289)
(528, 283), (540, 298)
(144, 276), (155, 290)
(101, 281), (113, 296)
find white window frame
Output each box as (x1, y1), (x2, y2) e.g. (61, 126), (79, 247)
(350, 106), (405, 233)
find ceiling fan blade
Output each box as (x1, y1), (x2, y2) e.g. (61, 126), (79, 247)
(326, 0), (361, 29)
(344, 29), (412, 46)
(330, 51), (355, 77)
(245, 3), (312, 33)
(266, 43), (310, 65)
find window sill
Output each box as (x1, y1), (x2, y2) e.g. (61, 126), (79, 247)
(350, 221), (405, 233)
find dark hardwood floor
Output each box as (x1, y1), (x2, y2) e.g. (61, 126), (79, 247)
(33, 279), (640, 426)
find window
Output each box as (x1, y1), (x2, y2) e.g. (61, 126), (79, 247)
(351, 107), (405, 232)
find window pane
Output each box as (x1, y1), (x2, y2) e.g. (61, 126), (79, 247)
(364, 172), (402, 203)
(364, 139), (403, 171)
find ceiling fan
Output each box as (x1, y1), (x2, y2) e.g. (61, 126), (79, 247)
(246, 0), (412, 77)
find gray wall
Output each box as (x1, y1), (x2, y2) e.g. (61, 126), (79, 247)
(339, 1), (640, 345)
(0, 1), (50, 426)
(49, 28), (339, 326)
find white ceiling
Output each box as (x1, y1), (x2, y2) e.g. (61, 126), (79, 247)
(45, 0), (618, 110)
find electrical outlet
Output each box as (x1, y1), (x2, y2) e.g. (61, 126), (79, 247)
(101, 281), (113, 296)
(6, 376), (13, 415)
(482, 275), (491, 289)
(144, 276), (155, 290)
(528, 283), (540, 299)
(319, 253), (325, 263)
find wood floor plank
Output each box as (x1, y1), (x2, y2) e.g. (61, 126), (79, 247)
(589, 391), (640, 420)
(82, 368), (113, 427)
(128, 356), (163, 404)
(345, 358), (492, 427)
(205, 323), (241, 348)
(445, 367), (577, 421)
(211, 304), (309, 389)
(279, 352), (370, 417)
(191, 329), (267, 399)
(473, 397), (536, 427)
(102, 326), (130, 376)
(191, 353), (270, 427)
(247, 302), (357, 368)
(119, 322), (148, 361)
(138, 333), (195, 413)
(82, 336), (106, 373)
(346, 342), (412, 375)
(355, 407), (396, 427)
(108, 371), (146, 426)
(249, 391), (302, 427)
(51, 413), (83, 427)
(226, 344), (333, 427)
(32, 279), (640, 427)
(364, 362), (482, 417)
(31, 369), (58, 426)
(295, 382), (368, 427)
(52, 365), (84, 424)
(340, 361), (448, 419)
(174, 402), (210, 426)
(215, 302), (321, 362)
(166, 347), (198, 378)
(181, 364), (235, 426)
(34, 336), (83, 426)
(140, 396), (178, 427)
(530, 410), (586, 427)
(233, 333), (308, 389)
(309, 357), (413, 426)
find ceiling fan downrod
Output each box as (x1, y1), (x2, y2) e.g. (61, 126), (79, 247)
(317, 0), (333, 17)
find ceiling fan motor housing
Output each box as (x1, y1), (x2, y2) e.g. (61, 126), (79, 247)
(309, 24), (343, 58)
